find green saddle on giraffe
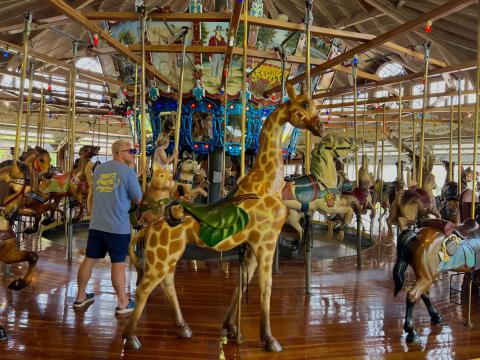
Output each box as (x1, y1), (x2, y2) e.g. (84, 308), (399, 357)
(179, 193), (258, 247)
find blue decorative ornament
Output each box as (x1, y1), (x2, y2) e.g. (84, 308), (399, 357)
(3, 51), (8, 58)
(149, 85), (159, 101)
(353, 56), (358, 66)
(192, 80), (205, 102)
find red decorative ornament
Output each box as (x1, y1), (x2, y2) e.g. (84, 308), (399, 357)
(207, 103), (212, 109)
(93, 33), (99, 46)
(135, 143), (140, 149)
(123, 88), (127, 96)
(107, 111), (113, 115)
(47, 84), (52, 92)
(191, 103), (196, 109)
(425, 20), (432, 33)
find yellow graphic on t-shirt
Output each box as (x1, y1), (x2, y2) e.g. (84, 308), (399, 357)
(96, 173), (120, 193)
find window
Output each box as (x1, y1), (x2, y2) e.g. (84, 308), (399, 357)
(377, 62), (405, 79)
(412, 84), (424, 109)
(76, 57), (105, 107)
(429, 81), (446, 107)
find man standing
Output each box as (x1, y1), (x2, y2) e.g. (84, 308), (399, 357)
(73, 140), (142, 314)
(208, 25), (226, 82)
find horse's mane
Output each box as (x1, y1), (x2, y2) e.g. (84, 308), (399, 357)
(0, 160), (30, 176)
(310, 145), (330, 181)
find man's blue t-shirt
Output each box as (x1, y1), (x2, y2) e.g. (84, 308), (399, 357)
(89, 160), (142, 234)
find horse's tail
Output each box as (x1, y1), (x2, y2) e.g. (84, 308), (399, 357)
(393, 229), (417, 296)
(129, 228), (145, 282)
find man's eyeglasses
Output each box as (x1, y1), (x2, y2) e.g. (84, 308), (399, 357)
(119, 148), (138, 155)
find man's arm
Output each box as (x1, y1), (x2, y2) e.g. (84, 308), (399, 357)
(127, 168), (143, 204)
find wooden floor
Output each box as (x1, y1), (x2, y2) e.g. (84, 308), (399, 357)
(1, 229), (480, 359)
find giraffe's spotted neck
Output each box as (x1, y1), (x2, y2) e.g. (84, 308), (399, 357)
(237, 104), (289, 194)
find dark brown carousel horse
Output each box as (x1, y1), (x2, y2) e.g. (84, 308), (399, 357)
(394, 215), (480, 343)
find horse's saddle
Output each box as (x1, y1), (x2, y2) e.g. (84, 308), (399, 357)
(403, 188), (431, 208)
(178, 193), (258, 247)
(343, 187), (368, 207)
(283, 175), (337, 205)
(419, 217), (480, 240)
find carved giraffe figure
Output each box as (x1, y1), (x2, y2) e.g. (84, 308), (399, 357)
(122, 84), (323, 352)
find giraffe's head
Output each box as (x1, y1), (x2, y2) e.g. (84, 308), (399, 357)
(285, 83), (323, 137)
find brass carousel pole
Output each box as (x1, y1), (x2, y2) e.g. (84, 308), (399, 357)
(36, 90), (44, 147)
(237, 0), (249, 343)
(352, 54), (361, 269)
(449, 96), (454, 182)
(221, 79), (228, 199)
(471, 14), (480, 221)
(140, 14), (148, 192)
(373, 113), (379, 182)
(397, 83), (403, 182)
(173, 26), (188, 175)
(418, 42), (431, 188)
(378, 106), (386, 247)
(133, 64), (138, 149)
(304, 0), (313, 175)
(304, 0), (313, 294)
(13, 13), (32, 161)
(66, 40), (78, 263)
(353, 55), (359, 188)
(412, 111), (416, 186)
(458, 76), (463, 194)
(24, 61), (35, 151)
(465, 12), (480, 329)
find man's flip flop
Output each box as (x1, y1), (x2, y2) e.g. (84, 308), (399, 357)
(73, 293), (95, 308)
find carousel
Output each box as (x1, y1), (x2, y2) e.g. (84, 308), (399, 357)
(1, 0), (480, 359)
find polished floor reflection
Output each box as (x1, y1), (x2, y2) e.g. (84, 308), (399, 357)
(1, 229), (480, 359)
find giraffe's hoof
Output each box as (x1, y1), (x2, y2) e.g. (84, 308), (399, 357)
(263, 338), (282, 352)
(431, 313), (443, 325)
(405, 331), (420, 344)
(123, 335), (142, 350)
(177, 324), (193, 338)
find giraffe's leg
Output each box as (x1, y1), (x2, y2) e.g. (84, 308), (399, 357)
(160, 272), (193, 339)
(421, 293), (443, 324)
(256, 240), (282, 352)
(122, 270), (165, 350)
(222, 247), (258, 341)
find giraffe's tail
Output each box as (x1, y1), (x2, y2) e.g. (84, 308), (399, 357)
(129, 227), (145, 283)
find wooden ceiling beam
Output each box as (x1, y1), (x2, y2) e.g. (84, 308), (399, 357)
(219, 0), (242, 89)
(127, 44), (379, 81)
(0, 39), (130, 89)
(266, 0), (475, 96)
(47, 0), (177, 89)
(82, 11), (231, 22)
(314, 59), (477, 99)
(317, 89), (476, 110)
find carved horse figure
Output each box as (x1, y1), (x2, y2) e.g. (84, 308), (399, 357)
(394, 218), (480, 343)
(31, 145), (100, 227)
(282, 134), (354, 242)
(326, 154), (376, 241)
(172, 155), (208, 201)
(387, 153), (440, 239)
(122, 83), (324, 352)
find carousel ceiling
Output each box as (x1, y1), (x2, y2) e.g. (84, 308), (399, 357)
(0, 0), (477, 163)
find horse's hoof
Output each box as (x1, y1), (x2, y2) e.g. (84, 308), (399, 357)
(405, 331), (421, 344)
(177, 324), (193, 338)
(8, 279), (27, 290)
(263, 338), (282, 352)
(222, 323), (241, 341)
(0, 326), (7, 341)
(123, 335), (142, 350)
